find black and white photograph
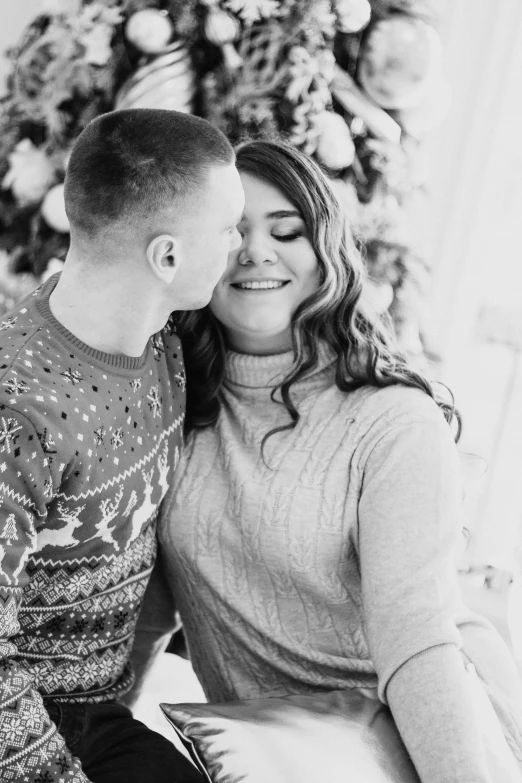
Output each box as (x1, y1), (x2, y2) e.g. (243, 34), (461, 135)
(0, 1), (521, 781)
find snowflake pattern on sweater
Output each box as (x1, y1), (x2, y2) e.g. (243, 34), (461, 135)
(0, 275), (184, 782)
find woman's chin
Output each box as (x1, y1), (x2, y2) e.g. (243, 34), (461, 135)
(225, 321), (292, 354)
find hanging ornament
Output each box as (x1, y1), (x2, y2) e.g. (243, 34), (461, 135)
(358, 16), (443, 110)
(201, 0), (243, 71)
(2, 139), (56, 207)
(316, 111), (355, 170)
(125, 9), (174, 55)
(42, 257), (66, 282)
(41, 184), (69, 233)
(398, 77), (452, 138)
(115, 43), (195, 113)
(335, 0), (371, 34)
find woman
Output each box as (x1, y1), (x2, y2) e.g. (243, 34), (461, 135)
(161, 140), (522, 782)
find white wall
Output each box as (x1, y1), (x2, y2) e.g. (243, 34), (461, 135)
(425, 0), (522, 373)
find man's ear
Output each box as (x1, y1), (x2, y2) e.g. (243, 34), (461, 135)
(146, 234), (180, 285)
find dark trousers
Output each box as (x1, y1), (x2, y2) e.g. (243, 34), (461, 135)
(46, 701), (204, 783)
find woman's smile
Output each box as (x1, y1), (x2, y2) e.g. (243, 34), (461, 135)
(230, 278), (291, 292)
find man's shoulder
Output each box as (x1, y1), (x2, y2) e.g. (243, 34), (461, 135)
(0, 292), (50, 382)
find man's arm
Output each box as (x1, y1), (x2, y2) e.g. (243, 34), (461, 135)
(123, 551), (179, 709)
(0, 409), (89, 782)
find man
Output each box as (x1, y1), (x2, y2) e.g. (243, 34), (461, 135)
(0, 108), (244, 783)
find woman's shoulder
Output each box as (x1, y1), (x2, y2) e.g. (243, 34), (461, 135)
(339, 383), (459, 474)
(342, 382), (450, 439)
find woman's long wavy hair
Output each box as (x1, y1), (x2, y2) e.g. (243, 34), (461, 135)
(175, 139), (459, 441)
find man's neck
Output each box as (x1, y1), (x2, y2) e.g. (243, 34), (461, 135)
(49, 262), (163, 358)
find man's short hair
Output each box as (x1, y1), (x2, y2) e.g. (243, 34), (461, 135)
(64, 109), (234, 235)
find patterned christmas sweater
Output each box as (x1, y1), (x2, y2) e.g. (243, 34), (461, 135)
(0, 274), (185, 783)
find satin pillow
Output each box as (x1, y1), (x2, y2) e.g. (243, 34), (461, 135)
(160, 665), (522, 783)
(160, 689), (421, 783)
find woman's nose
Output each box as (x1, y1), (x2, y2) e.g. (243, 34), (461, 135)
(238, 233), (278, 265)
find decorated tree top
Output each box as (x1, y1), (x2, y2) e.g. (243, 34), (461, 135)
(0, 0), (446, 357)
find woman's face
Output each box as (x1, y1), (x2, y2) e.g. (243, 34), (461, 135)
(209, 172), (321, 355)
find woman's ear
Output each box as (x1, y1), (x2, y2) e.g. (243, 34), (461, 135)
(146, 234), (181, 285)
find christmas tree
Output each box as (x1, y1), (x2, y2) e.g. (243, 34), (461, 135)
(0, 0), (448, 357)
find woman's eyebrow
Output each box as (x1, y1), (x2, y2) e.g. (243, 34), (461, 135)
(265, 209), (301, 219)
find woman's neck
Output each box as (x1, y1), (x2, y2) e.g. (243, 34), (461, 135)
(225, 326), (293, 356)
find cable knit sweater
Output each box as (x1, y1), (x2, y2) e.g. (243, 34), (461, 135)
(158, 347), (522, 783)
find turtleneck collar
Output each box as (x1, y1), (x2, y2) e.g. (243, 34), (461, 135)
(225, 343), (337, 391)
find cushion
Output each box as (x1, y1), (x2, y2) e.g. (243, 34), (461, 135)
(160, 689), (421, 783)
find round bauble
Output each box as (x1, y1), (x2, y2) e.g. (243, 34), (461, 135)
(316, 111), (355, 170)
(336, 0), (371, 33)
(42, 257), (65, 282)
(125, 9), (173, 54)
(2, 139), (56, 207)
(359, 16), (443, 110)
(204, 6), (240, 46)
(41, 184), (69, 233)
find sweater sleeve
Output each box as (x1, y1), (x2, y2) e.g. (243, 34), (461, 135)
(124, 553), (179, 710)
(357, 411), (464, 696)
(356, 409), (495, 783)
(0, 409), (89, 782)
(387, 644), (493, 783)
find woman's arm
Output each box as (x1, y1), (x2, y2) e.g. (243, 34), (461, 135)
(387, 643), (491, 782)
(356, 398), (516, 782)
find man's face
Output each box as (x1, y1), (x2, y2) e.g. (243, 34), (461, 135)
(172, 163), (245, 310)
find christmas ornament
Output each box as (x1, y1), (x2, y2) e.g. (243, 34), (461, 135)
(335, 0), (371, 34)
(42, 257), (66, 282)
(2, 139), (56, 207)
(41, 184), (69, 233)
(358, 16), (443, 110)
(398, 77), (451, 138)
(201, 0), (243, 71)
(125, 9), (174, 54)
(332, 65), (401, 144)
(115, 43), (195, 113)
(316, 111), (355, 170)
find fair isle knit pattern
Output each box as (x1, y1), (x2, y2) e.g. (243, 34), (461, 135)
(0, 275), (185, 783)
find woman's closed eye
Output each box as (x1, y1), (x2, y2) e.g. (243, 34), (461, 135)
(272, 231), (303, 243)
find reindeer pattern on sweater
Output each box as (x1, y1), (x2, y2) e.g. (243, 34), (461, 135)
(0, 276), (185, 783)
